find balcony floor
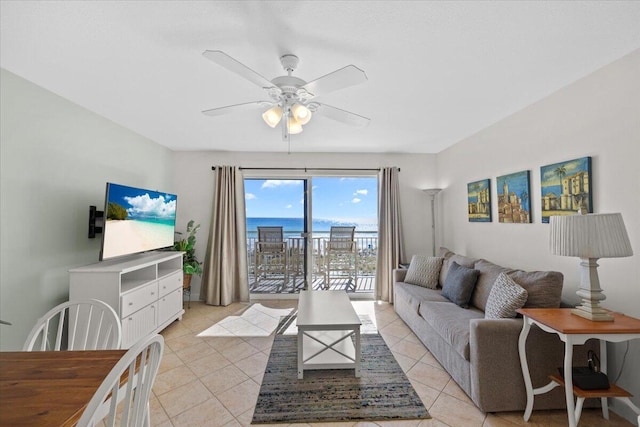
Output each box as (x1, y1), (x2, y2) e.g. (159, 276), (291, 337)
(249, 274), (375, 294)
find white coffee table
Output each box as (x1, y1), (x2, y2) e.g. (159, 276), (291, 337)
(296, 290), (362, 379)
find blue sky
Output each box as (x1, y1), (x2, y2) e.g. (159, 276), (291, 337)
(107, 183), (177, 220)
(244, 177), (377, 221)
(540, 157), (590, 196)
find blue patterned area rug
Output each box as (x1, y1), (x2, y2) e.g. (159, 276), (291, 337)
(251, 319), (430, 424)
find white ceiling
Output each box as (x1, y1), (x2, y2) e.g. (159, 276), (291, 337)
(2, 1), (640, 154)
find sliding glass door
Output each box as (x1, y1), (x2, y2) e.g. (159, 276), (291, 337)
(310, 177), (378, 293)
(245, 178), (307, 293)
(244, 174), (378, 296)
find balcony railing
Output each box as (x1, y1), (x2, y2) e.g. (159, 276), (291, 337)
(247, 234), (378, 292)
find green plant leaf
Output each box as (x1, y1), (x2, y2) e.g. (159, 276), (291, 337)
(175, 220), (202, 276)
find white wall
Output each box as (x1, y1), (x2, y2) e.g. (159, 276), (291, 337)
(436, 49), (640, 422)
(0, 69), (175, 350)
(172, 151), (438, 298)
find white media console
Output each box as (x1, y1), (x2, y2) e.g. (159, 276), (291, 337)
(69, 251), (185, 348)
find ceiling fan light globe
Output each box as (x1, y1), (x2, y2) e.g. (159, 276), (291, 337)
(291, 103), (312, 125)
(288, 117), (303, 134)
(262, 106), (283, 128)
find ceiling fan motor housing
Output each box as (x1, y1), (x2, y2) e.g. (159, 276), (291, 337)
(270, 75), (313, 106)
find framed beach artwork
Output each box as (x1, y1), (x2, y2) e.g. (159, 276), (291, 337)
(467, 179), (492, 222)
(540, 156), (592, 223)
(497, 170), (531, 223)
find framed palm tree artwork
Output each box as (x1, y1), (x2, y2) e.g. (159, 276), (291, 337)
(497, 170), (531, 223)
(540, 157), (592, 223)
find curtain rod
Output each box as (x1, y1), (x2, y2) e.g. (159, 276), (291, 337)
(211, 167), (399, 172)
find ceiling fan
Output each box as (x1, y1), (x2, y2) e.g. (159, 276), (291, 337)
(202, 50), (370, 141)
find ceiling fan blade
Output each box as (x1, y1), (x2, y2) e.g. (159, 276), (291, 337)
(202, 101), (268, 117)
(302, 65), (367, 97)
(202, 50), (277, 91)
(314, 103), (370, 127)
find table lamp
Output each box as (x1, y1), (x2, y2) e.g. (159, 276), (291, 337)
(549, 212), (633, 321)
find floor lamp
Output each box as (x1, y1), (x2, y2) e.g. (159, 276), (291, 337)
(423, 189), (442, 257)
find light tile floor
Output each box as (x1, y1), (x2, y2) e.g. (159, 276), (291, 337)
(152, 299), (634, 427)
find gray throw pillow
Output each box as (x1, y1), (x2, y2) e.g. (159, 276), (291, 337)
(441, 261), (480, 308)
(404, 255), (444, 289)
(438, 247), (478, 289)
(485, 272), (529, 319)
(508, 270), (563, 308)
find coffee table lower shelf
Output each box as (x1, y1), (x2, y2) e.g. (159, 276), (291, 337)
(297, 329), (360, 379)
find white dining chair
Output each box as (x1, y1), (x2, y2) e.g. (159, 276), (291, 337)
(23, 299), (121, 351)
(76, 334), (164, 427)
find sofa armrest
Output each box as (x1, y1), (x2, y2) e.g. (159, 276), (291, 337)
(468, 318), (528, 411)
(393, 268), (408, 283)
(468, 318), (598, 412)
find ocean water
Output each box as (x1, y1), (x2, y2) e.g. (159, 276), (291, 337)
(246, 217), (377, 238)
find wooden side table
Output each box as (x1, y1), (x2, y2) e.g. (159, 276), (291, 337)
(517, 308), (640, 427)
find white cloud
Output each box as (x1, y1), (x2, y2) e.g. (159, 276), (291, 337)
(354, 189), (368, 196)
(124, 194), (176, 218)
(352, 198), (361, 204)
(285, 204), (293, 209)
(261, 180), (302, 189)
(245, 193), (256, 200)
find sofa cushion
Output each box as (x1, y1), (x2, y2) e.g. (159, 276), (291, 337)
(418, 301), (484, 360)
(404, 255), (443, 289)
(508, 269), (563, 308)
(471, 259), (514, 311)
(441, 261), (480, 308)
(395, 282), (449, 314)
(438, 247), (477, 288)
(485, 273), (528, 319)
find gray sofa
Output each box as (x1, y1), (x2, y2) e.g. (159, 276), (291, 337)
(393, 248), (597, 413)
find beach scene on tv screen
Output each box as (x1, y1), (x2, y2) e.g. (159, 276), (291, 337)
(103, 184), (177, 259)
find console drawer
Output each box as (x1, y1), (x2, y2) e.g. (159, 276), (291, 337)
(158, 271), (182, 297)
(121, 281), (158, 318)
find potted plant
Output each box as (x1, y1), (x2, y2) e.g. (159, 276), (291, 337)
(173, 220), (202, 289)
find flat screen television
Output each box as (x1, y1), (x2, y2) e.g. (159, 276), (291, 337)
(100, 182), (178, 261)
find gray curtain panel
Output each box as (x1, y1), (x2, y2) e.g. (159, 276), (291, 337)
(375, 167), (404, 302)
(201, 166), (249, 306)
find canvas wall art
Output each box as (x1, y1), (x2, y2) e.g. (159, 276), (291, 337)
(468, 179), (491, 222)
(497, 170), (531, 223)
(540, 157), (592, 223)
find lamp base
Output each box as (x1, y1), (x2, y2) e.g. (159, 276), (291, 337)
(570, 257), (614, 321)
(571, 306), (614, 322)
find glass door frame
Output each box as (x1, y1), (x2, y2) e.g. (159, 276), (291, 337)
(243, 171), (312, 293)
(243, 169), (378, 295)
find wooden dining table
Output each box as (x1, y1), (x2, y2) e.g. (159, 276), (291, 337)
(0, 349), (126, 426)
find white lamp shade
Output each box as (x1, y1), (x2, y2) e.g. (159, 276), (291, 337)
(288, 117), (303, 134)
(262, 105), (283, 128)
(550, 213), (633, 258)
(291, 103), (312, 125)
